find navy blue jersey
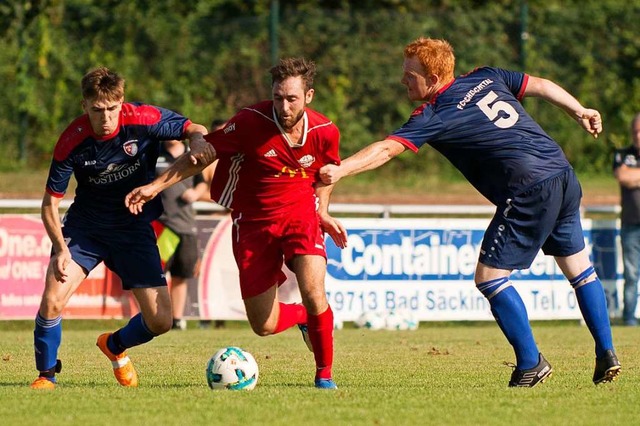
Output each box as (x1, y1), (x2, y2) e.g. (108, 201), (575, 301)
(389, 67), (571, 205)
(46, 103), (191, 228)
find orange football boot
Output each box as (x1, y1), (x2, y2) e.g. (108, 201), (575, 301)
(96, 333), (138, 387)
(30, 377), (56, 390)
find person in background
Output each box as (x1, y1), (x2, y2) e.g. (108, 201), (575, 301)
(31, 66), (212, 389)
(613, 113), (640, 326)
(319, 37), (620, 387)
(125, 57), (347, 389)
(198, 118), (226, 202)
(199, 118), (228, 329)
(155, 139), (209, 330)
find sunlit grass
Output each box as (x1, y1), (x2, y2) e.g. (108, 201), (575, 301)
(1, 320), (637, 426)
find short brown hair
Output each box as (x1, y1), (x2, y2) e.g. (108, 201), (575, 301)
(404, 38), (455, 80)
(81, 67), (125, 101)
(269, 57), (316, 91)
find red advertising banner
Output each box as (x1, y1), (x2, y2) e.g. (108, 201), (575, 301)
(0, 215), (50, 319)
(0, 213), (290, 321)
(0, 215), (137, 320)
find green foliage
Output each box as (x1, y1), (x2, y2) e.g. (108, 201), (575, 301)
(0, 0), (639, 178)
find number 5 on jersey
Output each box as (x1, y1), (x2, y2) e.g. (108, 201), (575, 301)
(476, 90), (519, 129)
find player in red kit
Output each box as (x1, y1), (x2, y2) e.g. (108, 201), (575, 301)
(126, 57), (347, 389)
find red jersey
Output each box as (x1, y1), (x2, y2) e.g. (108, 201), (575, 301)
(205, 101), (340, 219)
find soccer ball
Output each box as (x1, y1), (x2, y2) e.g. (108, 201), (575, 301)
(354, 311), (386, 330)
(206, 346), (259, 390)
(385, 310), (419, 331)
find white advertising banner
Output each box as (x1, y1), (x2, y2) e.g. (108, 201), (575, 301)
(197, 217), (622, 322)
(1, 213), (621, 322)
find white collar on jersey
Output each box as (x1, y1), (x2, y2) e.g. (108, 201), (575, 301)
(272, 106), (308, 148)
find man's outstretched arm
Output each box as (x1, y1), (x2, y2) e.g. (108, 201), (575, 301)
(125, 151), (214, 215)
(524, 76), (603, 138)
(319, 139), (406, 185)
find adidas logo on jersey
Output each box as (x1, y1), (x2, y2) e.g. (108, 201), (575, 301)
(264, 149), (277, 157)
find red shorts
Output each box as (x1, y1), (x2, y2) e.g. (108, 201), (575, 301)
(231, 211), (326, 299)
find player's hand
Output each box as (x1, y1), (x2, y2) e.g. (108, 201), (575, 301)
(577, 108), (603, 139)
(125, 184), (158, 215)
(320, 214), (348, 249)
(180, 188), (199, 204)
(189, 136), (216, 165)
(52, 249), (71, 283)
(319, 164), (343, 185)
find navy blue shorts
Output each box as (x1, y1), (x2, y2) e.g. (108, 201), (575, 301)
(61, 223), (167, 290)
(479, 169), (586, 270)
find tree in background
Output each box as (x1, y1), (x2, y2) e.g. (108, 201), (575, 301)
(1, 0), (639, 181)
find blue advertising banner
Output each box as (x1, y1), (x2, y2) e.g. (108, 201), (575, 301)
(323, 219), (621, 321)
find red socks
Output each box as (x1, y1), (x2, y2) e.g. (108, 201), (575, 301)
(308, 306), (334, 380)
(272, 303), (334, 380)
(273, 303), (307, 334)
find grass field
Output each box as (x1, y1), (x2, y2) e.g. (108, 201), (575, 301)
(1, 320), (637, 425)
(0, 170), (628, 425)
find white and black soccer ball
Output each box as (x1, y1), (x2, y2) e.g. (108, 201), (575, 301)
(206, 346), (259, 390)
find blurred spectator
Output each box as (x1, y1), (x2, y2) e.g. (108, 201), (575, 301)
(200, 118), (228, 329)
(156, 139), (209, 330)
(613, 113), (640, 326)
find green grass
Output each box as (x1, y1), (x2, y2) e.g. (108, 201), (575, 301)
(1, 320), (637, 425)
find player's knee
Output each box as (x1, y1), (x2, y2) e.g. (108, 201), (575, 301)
(299, 288), (328, 313)
(40, 296), (65, 318)
(248, 320), (276, 336)
(144, 315), (173, 335)
(250, 325), (274, 337)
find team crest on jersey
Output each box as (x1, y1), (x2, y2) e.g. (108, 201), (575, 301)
(298, 154), (315, 168)
(123, 140), (139, 156)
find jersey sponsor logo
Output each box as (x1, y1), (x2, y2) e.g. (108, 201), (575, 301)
(223, 122), (236, 134)
(123, 140), (139, 156)
(457, 78), (493, 110)
(264, 149), (277, 157)
(88, 159), (142, 185)
(84, 160), (97, 166)
(274, 166), (309, 179)
(298, 154), (315, 168)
